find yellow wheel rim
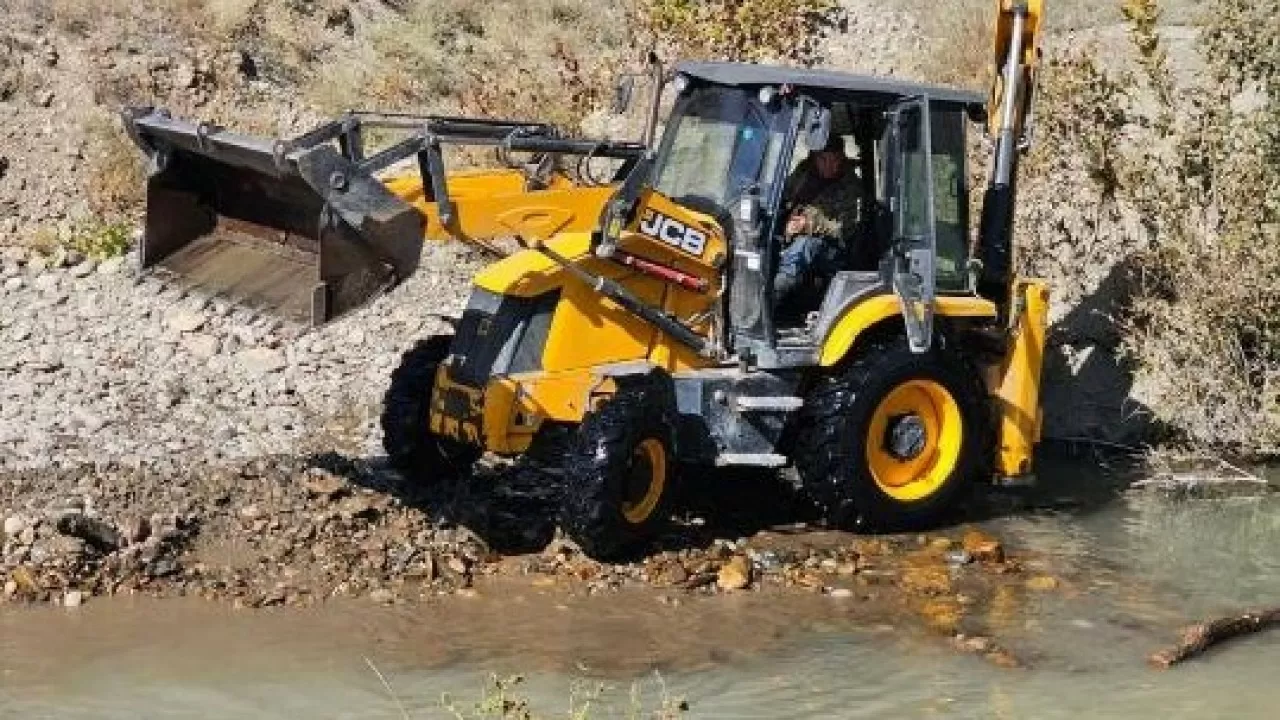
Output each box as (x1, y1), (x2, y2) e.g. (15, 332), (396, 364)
(622, 438), (667, 525)
(864, 379), (963, 502)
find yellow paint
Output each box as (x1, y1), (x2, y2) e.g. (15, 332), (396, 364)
(994, 280), (1049, 479)
(865, 379), (964, 502)
(623, 438), (667, 525)
(383, 169), (615, 247)
(819, 294), (998, 367)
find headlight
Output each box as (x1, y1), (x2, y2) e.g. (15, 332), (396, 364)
(758, 86), (778, 106)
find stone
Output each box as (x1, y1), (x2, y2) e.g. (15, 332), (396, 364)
(3, 276), (22, 291)
(70, 260), (95, 278)
(183, 333), (220, 359)
(3, 580), (17, 598)
(63, 590), (84, 608)
(237, 348), (287, 375)
(3, 515), (26, 538)
(944, 549), (973, 566)
(55, 513), (123, 552)
(1026, 575), (1059, 591)
(302, 470), (346, 499)
(97, 256), (124, 275)
(829, 588), (854, 599)
(120, 514), (152, 544)
(369, 588), (395, 604)
(716, 555), (752, 591)
(962, 530), (1004, 563)
(165, 308), (207, 333)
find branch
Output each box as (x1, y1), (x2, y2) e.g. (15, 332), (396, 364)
(1149, 607), (1280, 668)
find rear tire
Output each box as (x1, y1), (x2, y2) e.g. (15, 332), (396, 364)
(795, 336), (990, 531)
(560, 387), (677, 560)
(381, 335), (480, 480)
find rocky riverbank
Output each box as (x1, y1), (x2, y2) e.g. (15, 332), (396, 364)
(0, 243), (483, 470)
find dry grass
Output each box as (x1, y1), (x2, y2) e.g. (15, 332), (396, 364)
(83, 112), (147, 218)
(304, 0), (632, 130)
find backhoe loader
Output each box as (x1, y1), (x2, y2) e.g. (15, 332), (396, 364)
(123, 1), (1047, 559)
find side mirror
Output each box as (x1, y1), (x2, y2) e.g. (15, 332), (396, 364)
(611, 76), (636, 116)
(806, 106), (833, 152)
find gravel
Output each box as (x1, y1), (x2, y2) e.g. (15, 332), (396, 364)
(0, 244), (482, 471)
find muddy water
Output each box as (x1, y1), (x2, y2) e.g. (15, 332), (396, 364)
(4, 460), (1280, 718)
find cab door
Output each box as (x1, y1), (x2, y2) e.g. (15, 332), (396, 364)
(885, 96), (937, 353)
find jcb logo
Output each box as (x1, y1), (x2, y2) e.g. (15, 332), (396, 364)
(638, 210), (708, 257)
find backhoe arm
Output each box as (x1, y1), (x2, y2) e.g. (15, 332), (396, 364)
(977, 0), (1043, 301)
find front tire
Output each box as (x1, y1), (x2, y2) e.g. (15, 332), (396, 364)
(381, 335), (480, 481)
(560, 387), (677, 560)
(795, 336), (991, 531)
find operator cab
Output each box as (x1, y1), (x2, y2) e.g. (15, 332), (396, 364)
(654, 62), (984, 366)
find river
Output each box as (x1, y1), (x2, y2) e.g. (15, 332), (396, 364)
(3, 458), (1280, 718)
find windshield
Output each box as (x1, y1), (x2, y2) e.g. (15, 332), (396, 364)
(653, 86), (791, 214)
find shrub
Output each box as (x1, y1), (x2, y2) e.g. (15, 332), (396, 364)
(1117, 0), (1280, 455)
(635, 0), (846, 66)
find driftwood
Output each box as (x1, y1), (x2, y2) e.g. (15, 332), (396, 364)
(1149, 607), (1280, 668)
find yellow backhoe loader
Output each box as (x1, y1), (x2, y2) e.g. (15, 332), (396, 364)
(123, 1), (1046, 558)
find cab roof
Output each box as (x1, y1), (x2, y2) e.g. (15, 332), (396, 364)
(675, 61), (984, 108)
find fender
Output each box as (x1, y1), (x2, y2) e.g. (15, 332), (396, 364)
(819, 294), (998, 367)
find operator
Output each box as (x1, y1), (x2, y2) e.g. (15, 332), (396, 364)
(774, 134), (864, 305)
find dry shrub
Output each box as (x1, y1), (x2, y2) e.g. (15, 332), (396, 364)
(83, 113), (147, 219)
(1117, 0), (1280, 454)
(306, 0), (631, 131)
(636, 0), (846, 66)
(909, 0), (993, 91)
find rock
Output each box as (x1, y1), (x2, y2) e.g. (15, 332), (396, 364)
(9, 566), (40, 595)
(717, 555), (752, 591)
(165, 308), (207, 333)
(55, 513), (123, 552)
(370, 588), (395, 604)
(962, 530), (1005, 563)
(944, 549), (973, 566)
(120, 515), (152, 544)
(237, 348), (287, 375)
(63, 590), (85, 608)
(829, 588), (854, 599)
(1026, 575), (1059, 591)
(3, 515), (27, 538)
(3, 580), (17, 598)
(97, 256), (125, 275)
(302, 470), (346, 499)
(238, 504), (262, 521)
(70, 260), (95, 278)
(446, 556), (469, 576)
(183, 333), (220, 359)
(927, 537), (954, 552)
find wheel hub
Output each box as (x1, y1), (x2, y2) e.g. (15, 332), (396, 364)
(885, 414), (927, 461)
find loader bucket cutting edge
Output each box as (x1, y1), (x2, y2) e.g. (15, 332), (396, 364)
(126, 109), (425, 326)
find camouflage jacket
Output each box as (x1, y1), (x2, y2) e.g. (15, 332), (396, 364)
(782, 158), (864, 242)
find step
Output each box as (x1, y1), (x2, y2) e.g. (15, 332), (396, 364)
(733, 396), (804, 413)
(714, 453), (789, 468)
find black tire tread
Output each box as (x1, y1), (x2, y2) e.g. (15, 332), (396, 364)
(794, 336), (992, 531)
(560, 386), (675, 560)
(381, 335), (478, 479)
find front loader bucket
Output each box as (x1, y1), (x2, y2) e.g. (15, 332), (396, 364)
(123, 109), (424, 325)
